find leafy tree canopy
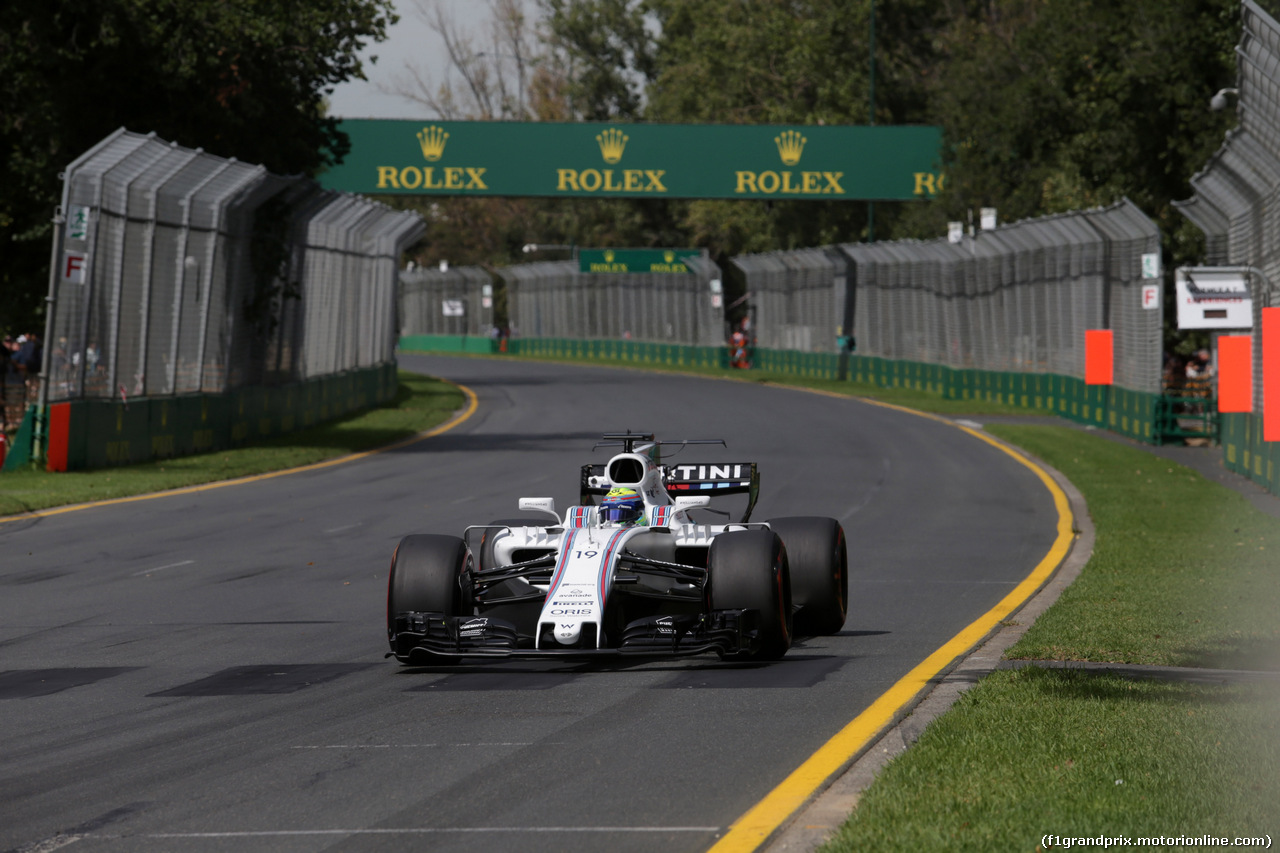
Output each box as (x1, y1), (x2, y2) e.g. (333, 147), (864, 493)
(0, 0), (395, 333)
(901, 0), (1239, 248)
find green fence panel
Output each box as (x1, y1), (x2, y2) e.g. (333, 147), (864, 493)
(398, 334), (498, 354)
(48, 365), (392, 472)
(1, 405), (39, 472)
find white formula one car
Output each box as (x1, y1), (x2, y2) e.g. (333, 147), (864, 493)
(386, 432), (848, 663)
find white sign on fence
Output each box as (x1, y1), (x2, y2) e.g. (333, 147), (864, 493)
(1174, 267), (1252, 329)
(66, 206), (91, 241)
(61, 252), (88, 284)
(1141, 252), (1161, 279)
(1141, 284), (1159, 310)
(441, 299), (465, 317)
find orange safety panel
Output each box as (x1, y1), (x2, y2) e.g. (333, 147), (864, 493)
(1218, 335), (1253, 413)
(1084, 329), (1114, 386)
(46, 402), (71, 472)
(1265, 308), (1280, 442)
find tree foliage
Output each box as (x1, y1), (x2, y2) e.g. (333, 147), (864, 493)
(0, 0), (395, 334)
(2, 0), (1258, 337)
(901, 0), (1239, 243)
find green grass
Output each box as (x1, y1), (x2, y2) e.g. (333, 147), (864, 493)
(0, 371), (463, 517)
(821, 669), (1280, 852)
(989, 425), (1280, 670)
(819, 424), (1280, 850)
(406, 349), (1045, 417)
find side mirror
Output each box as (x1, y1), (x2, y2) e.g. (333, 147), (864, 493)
(673, 496), (711, 510)
(518, 497), (559, 521)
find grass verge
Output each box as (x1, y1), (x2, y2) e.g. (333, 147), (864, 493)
(822, 669), (1280, 851)
(0, 371), (463, 517)
(820, 424), (1280, 851)
(989, 425), (1280, 670)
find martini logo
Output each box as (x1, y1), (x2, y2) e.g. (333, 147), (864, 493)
(597, 128), (629, 163)
(374, 125), (487, 191)
(775, 129), (806, 165)
(417, 125), (449, 161)
(554, 126), (666, 194)
(734, 129), (843, 196)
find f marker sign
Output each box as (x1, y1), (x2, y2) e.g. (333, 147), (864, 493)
(62, 253), (87, 284)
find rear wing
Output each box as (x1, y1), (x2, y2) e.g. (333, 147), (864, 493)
(579, 462), (760, 522)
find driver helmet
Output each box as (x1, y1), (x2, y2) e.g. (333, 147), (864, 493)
(601, 487), (645, 525)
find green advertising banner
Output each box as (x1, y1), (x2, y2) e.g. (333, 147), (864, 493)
(320, 120), (943, 201)
(578, 248), (701, 273)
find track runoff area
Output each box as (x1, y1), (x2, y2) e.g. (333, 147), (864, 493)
(0, 355), (1070, 852)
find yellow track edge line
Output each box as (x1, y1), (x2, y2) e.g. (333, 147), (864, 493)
(707, 391), (1075, 853)
(0, 380), (479, 526)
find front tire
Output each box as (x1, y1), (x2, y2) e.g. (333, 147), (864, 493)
(708, 529), (792, 659)
(386, 534), (469, 664)
(768, 516), (848, 635)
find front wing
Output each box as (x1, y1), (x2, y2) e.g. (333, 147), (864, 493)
(388, 609), (766, 661)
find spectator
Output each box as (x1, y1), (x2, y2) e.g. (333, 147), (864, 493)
(3, 335), (25, 431)
(12, 334), (42, 400)
(0, 337), (10, 431)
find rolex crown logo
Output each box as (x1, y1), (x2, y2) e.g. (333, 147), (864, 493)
(604, 250), (616, 262)
(775, 129), (807, 166)
(417, 125), (449, 162)
(664, 250), (675, 263)
(596, 128), (629, 164)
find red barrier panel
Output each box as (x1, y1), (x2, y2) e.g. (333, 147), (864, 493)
(46, 402), (70, 472)
(1265, 308), (1280, 442)
(1085, 330), (1114, 385)
(1218, 335), (1253, 413)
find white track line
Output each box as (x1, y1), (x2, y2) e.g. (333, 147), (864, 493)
(131, 560), (194, 577)
(291, 743), (536, 749)
(324, 523), (362, 534)
(134, 827), (721, 837)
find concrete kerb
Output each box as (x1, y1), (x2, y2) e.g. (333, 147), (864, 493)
(763, 426), (1095, 853)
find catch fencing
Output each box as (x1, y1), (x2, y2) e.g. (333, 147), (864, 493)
(733, 248), (847, 353)
(1175, 0), (1280, 494)
(500, 256), (724, 347)
(11, 128), (423, 472)
(42, 128), (422, 402)
(733, 199), (1163, 395)
(400, 265), (495, 340)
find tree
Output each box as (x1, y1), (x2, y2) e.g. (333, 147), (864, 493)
(0, 0), (395, 335)
(386, 0), (543, 120)
(898, 0), (1238, 240)
(639, 0), (943, 257)
(540, 0), (655, 120)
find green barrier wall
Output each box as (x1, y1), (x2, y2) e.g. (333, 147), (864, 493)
(402, 334), (1276, 497)
(406, 336), (1163, 445)
(0, 405), (37, 472)
(1221, 413), (1280, 497)
(506, 337), (729, 369)
(41, 363), (397, 472)
(399, 334), (499, 354)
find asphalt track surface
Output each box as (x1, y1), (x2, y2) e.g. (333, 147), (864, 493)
(0, 355), (1059, 853)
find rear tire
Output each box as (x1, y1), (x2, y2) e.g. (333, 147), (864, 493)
(387, 534), (469, 665)
(708, 529), (792, 659)
(768, 517), (848, 635)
